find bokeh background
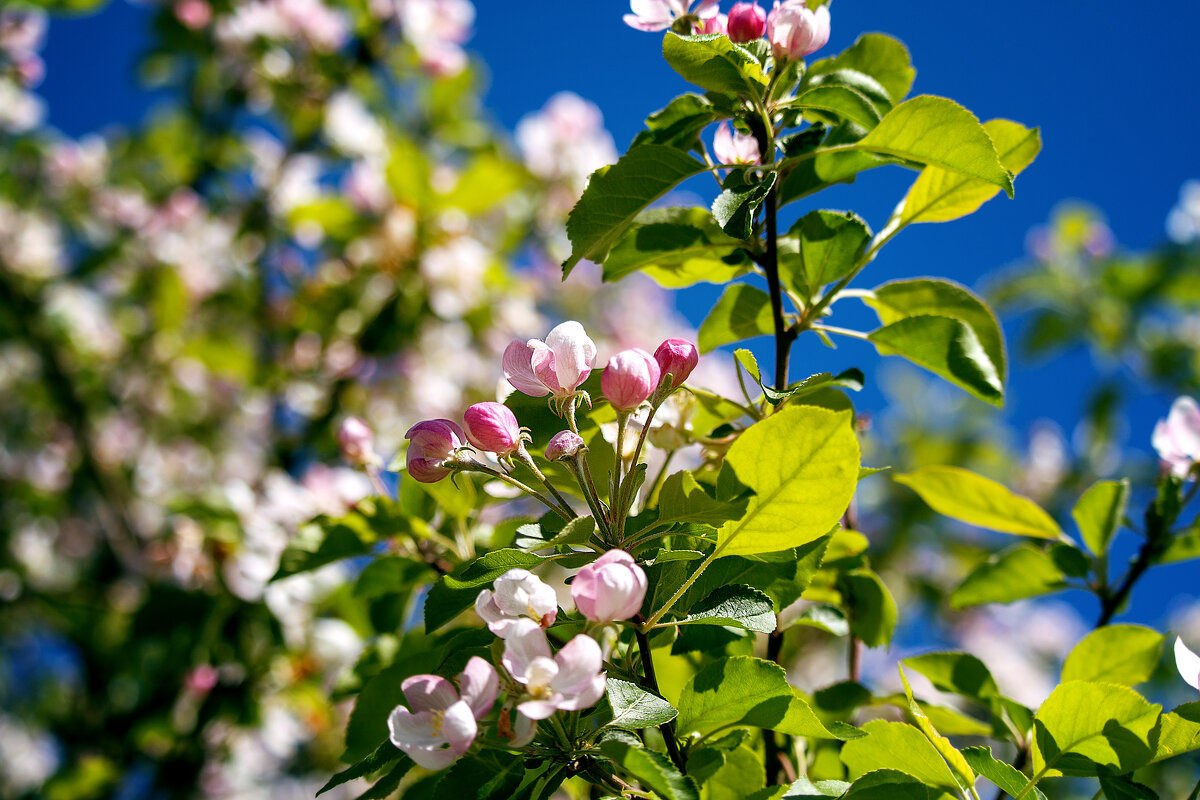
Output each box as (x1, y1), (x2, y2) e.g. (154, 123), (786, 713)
(3, 0), (1200, 797)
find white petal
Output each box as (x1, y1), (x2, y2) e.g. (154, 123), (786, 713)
(387, 707), (440, 749)
(544, 321), (596, 394)
(401, 674), (459, 713)
(503, 340), (549, 397)
(501, 619), (551, 679)
(440, 700), (479, 753)
(1176, 637), (1200, 691)
(552, 634), (603, 692)
(457, 656), (499, 719)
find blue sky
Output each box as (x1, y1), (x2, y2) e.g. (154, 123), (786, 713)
(39, 0), (1200, 623)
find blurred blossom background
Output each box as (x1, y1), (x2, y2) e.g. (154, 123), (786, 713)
(1, 0), (1199, 798)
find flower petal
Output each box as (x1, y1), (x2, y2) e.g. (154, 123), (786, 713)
(441, 700), (479, 753)
(544, 321), (596, 394)
(503, 339), (549, 397)
(387, 707), (441, 749)
(552, 633), (603, 692)
(556, 674), (607, 712)
(401, 674), (459, 713)
(457, 656), (499, 720)
(501, 619), (552, 679)
(1176, 637), (1200, 691)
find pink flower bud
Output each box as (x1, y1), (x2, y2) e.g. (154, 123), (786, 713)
(766, 0), (830, 61)
(405, 419), (466, 483)
(698, 12), (726, 34)
(503, 321), (597, 399)
(602, 348), (661, 412)
(545, 430), (586, 461)
(463, 402), (522, 456)
(337, 416), (377, 466)
(654, 338), (699, 390)
(185, 664), (219, 694)
(726, 3), (766, 42)
(174, 0), (212, 29)
(713, 123), (761, 166)
(572, 550), (647, 622)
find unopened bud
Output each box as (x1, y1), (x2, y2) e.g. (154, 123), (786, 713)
(602, 348), (661, 411)
(463, 402), (523, 456)
(726, 3), (766, 43)
(545, 430), (586, 462)
(766, 0), (830, 61)
(654, 338), (699, 391)
(338, 416), (378, 466)
(405, 419), (467, 483)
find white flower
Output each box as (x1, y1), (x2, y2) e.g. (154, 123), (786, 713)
(501, 620), (606, 720)
(475, 568), (558, 637)
(1152, 396), (1200, 478)
(1176, 637), (1200, 692)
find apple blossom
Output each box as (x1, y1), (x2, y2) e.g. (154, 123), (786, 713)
(404, 419), (467, 483)
(1152, 396), (1200, 478)
(698, 13), (726, 34)
(503, 321), (597, 399)
(545, 430), (586, 462)
(572, 550), (647, 622)
(475, 568), (559, 636)
(337, 416), (377, 467)
(623, 0), (719, 33)
(713, 123), (761, 166)
(462, 402), (523, 457)
(501, 620), (606, 720)
(603, 348), (661, 411)
(766, 0), (830, 60)
(726, 3), (766, 43)
(1176, 637), (1200, 691)
(654, 338), (700, 391)
(386, 657), (497, 770)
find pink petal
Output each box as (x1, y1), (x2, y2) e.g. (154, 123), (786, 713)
(503, 339), (549, 397)
(387, 707), (441, 749)
(401, 674), (459, 713)
(552, 634), (602, 692)
(457, 656), (499, 719)
(501, 619), (552, 678)
(516, 698), (562, 720)
(440, 700), (479, 753)
(557, 674), (607, 712)
(401, 740), (461, 771)
(623, 13), (672, 31)
(529, 340), (560, 394)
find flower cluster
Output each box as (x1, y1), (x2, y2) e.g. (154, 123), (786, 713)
(388, 555), (646, 770)
(625, 0), (830, 63)
(1153, 396), (1200, 479)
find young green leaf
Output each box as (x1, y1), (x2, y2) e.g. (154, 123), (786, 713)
(673, 584), (776, 633)
(894, 466), (1062, 539)
(599, 738), (699, 800)
(1151, 702), (1200, 763)
(602, 207), (752, 287)
(839, 720), (961, 791)
(961, 747), (1047, 800)
(606, 677), (679, 731)
(697, 283), (773, 352)
(950, 544), (1067, 609)
(864, 278), (1006, 385)
(716, 406), (860, 556)
(712, 172), (776, 239)
(1072, 479), (1130, 557)
(662, 33), (768, 97)
(656, 469), (747, 527)
(318, 745), (406, 796)
(563, 145), (708, 277)
(792, 85), (882, 130)
(868, 315), (1003, 405)
(841, 569), (898, 647)
(898, 665), (975, 792)
(902, 652), (1001, 706)
(780, 209), (871, 296)
(855, 96), (1013, 195)
(1061, 625), (1164, 686)
(1030, 681), (1162, 779)
(806, 33), (915, 105)
(702, 745), (766, 800)
(840, 770), (948, 800)
(632, 93), (722, 150)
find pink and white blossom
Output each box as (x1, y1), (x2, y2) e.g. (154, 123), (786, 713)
(475, 568), (559, 636)
(713, 123), (761, 166)
(572, 550), (647, 622)
(602, 348), (661, 411)
(726, 3), (766, 43)
(462, 402), (522, 456)
(503, 321), (597, 399)
(404, 419), (467, 483)
(1176, 637), (1200, 691)
(501, 620), (606, 720)
(387, 657), (497, 770)
(766, 0), (830, 61)
(654, 338), (700, 391)
(337, 416), (378, 466)
(624, 0), (719, 33)
(1152, 396), (1200, 478)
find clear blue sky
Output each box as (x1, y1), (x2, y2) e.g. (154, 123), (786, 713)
(40, 0), (1200, 621)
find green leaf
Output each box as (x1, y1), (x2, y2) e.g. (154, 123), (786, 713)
(673, 584), (776, 633)
(1073, 479), (1130, 557)
(676, 656), (842, 739)
(632, 93), (721, 150)
(841, 569), (897, 648)
(855, 96), (1013, 195)
(430, 754), (527, 800)
(894, 466), (1062, 539)
(273, 519), (375, 581)
(840, 720), (961, 791)
(656, 470), (747, 528)
(600, 739), (699, 800)
(961, 747), (1047, 800)
(789, 605), (849, 636)
(780, 210), (871, 296)
(1061, 625), (1164, 686)
(864, 278), (1006, 388)
(902, 652), (1000, 705)
(1158, 529), (1200, 565)
(1031, 681), (1162, 779)
(807, 33), (915, 105)
(793, 85), (883, 131)
(440, 152), (527, 215)
(425, 549), (544, 631)
(898, 666), (975, 791)
(662, 33), (767, 97)
(355, 758), (416, 800)
(950, 544), (1067, 609)
(892, 119), (1040, 225)
(563, 145), (708, 277)
(318, 744), (406, 796)
(712, 172), (776, 239)
(697, 284), (773, 353)
(868, 315), (1003, 405)
(1151, 702), (1200, 763)
(716, 406), (860, 556)
(842, 770), (954, 800)
(1098, 776), (1160, 800)
(602, 207), (752, 287)
(606, 677), (678, 731)
(702, 745), (766, 800)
